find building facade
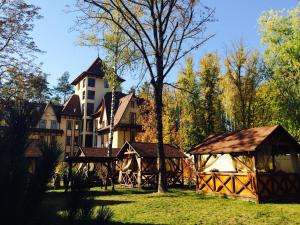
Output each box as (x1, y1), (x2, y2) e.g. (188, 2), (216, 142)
(1, 57), (142, 158)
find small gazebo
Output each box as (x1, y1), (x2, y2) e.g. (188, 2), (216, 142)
(189, 125), (300, 203)
(117, 141), (186, 188)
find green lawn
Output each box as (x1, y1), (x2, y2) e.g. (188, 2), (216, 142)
(44, 186), (300, 225)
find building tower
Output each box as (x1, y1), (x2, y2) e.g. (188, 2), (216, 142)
(71, 57), (123, 147)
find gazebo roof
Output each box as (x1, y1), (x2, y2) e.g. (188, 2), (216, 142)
(64, 147), (119, 163)
(189, 125), (300, 155)
(117, 141), (186, 158)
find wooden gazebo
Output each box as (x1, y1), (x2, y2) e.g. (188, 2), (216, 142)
(117, 141), (186, 188)
(189, 125), (300, 203)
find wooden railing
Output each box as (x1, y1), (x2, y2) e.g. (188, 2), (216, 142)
(197, 172), (257, 200)
(120, 171), (138, 187)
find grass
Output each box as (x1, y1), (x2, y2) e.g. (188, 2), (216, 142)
(43, 186), (300, 225)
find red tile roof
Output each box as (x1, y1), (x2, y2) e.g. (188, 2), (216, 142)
(71, 57), (125, 85)
(189, 125), (300, 155)
(117, 141), (186, 158)
(61, 94), (81, 117)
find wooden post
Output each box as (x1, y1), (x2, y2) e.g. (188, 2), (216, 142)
(195, 155), (199, 192)
(252, 153), (260, 203)
(137, 156), (142, 189)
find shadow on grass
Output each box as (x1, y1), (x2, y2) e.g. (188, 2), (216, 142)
(109, 222), (160, 225)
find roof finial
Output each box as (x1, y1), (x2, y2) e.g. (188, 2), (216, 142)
(97, 48), (100, 58)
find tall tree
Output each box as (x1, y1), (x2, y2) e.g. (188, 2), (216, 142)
(176, 56), (203, 151)
(0, 0), (42, 101)
(222, 41), (261, 130)
(78, 0), (215, 193)
(54, 71), (73, 103)
(199, 53), (224, 136)
(258, 5), (300, 139)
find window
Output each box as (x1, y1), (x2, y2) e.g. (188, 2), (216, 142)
(104, 79), (109, 88)
(131, 100), (135, 108)
(77, 83), (80, 91)
(74, 136), (79, 146)
(39, 120), (46, 129)
(82, 91), (85, 100)
(82, 104), (85, 115)
(129, 112), (136, 125)
(86, 119), (93, 132)
(87, 90), (95, 100)
(87, 103), (94, 116)
(88, 78), (95, 87)
(75, 121), (80, 130)
(51, 120), (57, 129)
(67, 120), (72, 130)
(83, 78), (86, 88)
(66, 136), (72, 146)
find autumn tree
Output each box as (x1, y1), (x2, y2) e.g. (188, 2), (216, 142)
(221, 41), (261, 130)
(78, 0), (215, 192)
(0, 0), (42, 102)
(258, 5), (300, 139)
(199, 53), (224, 136)
(53, 71), (73, 103)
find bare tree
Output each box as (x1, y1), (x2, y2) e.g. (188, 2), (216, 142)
(78, 0), (215, 192)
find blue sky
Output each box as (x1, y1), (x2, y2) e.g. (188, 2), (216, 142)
(28, 0), (299, 91)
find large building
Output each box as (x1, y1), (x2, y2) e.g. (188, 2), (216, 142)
(1, 57), (142, 158)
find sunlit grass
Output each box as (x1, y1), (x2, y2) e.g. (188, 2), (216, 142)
(44, 186), (300, 225)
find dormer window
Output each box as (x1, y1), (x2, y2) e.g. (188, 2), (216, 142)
(83, 79), (86, 88)
(39, 120), (46, 129)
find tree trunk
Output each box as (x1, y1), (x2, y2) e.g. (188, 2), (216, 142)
(153, 83), (167, 193)
(107, 88), (115, 192)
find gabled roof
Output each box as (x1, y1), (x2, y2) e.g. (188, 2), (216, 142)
(71, 57), (125, 85)
(114, 93), (134, 126)
(93, 92), (126, 121)
(189, 125), (300, 155)
(61, 94), (81, 117)
(117, 141), (186, 158)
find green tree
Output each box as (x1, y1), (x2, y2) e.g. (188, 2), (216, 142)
(199, 53), (224, 136)
(176, 56), (203, 151)
(54, 71), (73, 103)
(1, 70), (51, 103)
(258, 5), (300, 139)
